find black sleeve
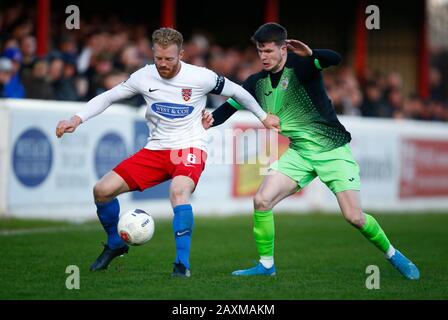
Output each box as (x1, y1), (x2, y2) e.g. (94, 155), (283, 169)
(210, 74), (259, 127)
(211, 101), (238, 127)
(312, 49), (342, 68)
(289, 49), (342, 81)
(241, 74), (257, 98)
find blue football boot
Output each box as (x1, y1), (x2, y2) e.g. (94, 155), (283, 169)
(388, 249), (420, 280)
(232, 262), (276, 276)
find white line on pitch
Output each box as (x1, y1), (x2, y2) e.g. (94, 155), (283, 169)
(0, 225), (99, 236)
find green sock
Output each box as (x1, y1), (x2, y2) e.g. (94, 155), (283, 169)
(253, 209), (275, 258)
(359, 213), (391, 253)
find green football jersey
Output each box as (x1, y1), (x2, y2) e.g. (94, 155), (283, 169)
(229, 51), (351, 155)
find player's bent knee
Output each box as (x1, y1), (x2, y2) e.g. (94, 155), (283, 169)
(93, 183), (115, 204)
(344, 211), (365, 228)
(169, 186), (190, 205)
(253, 193), (273, 211)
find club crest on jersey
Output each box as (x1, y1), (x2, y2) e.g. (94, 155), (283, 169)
(182, 88), (192, 101)
(281, 77), (289, 90)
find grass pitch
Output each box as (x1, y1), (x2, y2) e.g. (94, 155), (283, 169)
(0, 213), (447, 300)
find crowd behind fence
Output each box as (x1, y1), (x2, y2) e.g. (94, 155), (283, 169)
(1, 3), (447, 122)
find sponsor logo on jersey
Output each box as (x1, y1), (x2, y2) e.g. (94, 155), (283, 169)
(151, 102), (194, 119)
(182, 88), (192, 101)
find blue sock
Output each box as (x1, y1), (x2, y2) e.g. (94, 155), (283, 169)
(173, 204), (194, 269)
(96, 198), (126, 249)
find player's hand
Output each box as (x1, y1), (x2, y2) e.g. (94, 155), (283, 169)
(262, 113), (281, 132)
(55, 115), (82, 138)
(285, 39), (313, 57)
(202, 110), (214, 130)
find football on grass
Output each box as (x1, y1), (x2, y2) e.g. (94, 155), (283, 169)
(118, 209), (155, 245)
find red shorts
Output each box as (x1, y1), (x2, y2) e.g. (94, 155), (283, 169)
(113, 148), (207, 191)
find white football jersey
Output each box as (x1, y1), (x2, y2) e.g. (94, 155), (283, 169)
(76, 61), (267, 153)
(124, 62), (219, 151)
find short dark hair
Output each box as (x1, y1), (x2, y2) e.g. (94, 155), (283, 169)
(251, 23), (287, 45)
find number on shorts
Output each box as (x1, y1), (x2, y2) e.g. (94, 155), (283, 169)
(187, 153), (197, 164)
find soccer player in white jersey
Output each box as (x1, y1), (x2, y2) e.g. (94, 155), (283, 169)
(55, 28), (280, 277)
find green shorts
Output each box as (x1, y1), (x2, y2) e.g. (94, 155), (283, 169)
(270, 144), (361, 193)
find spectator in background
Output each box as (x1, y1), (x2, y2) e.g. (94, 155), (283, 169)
(429, 100), (447, 121)
(385, 71), (403, 91)
(58, 34), (78, 59)
(182, 33), (209, 64)
(23, 58), (54, 100)
(386, 88), (404, 119)
(1, 47), (25, 98)
(119, 45), (143, 74)
(77, 32), (109, 74)
(98, 70), (144, 107)
(360, 80), (390, 117)
(108, 31), (129, 58)
(429, 67), (445, 102)
(47, 56), (78, 101)
(49, 57), (64, 86)
(135, 37), (153, 65)
(19, 35), (36, 84)
(10, 19), (33, 40)
(1, 1), (446, 122)
(54, 56), (81, 101)
(3, 38), (19, 50)
(85, 51), (114, 99)
(74, 76), (89, 102)
(0, 57), (13, 97)
(327, 84), (344, 114)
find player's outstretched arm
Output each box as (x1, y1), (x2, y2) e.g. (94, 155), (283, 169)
(55, 72), (140, 138)
(286, 39), (341, 75)
(75, 79), (138, 123)
(55, 115), (82, 138)
(207, 102), (238, 128)
(219, 79), (280, 131)
(310, 49), (342, 68)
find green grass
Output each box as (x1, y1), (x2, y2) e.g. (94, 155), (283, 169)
(0, 213), (447, 300)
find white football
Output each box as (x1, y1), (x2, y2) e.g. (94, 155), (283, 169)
(117, 209), (155, 246)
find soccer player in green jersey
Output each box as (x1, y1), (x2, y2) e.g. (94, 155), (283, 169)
(205, 23), (420, 279)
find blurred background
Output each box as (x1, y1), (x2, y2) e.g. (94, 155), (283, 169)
(1, 0), (448, 220)
(0, 0), (447, 120)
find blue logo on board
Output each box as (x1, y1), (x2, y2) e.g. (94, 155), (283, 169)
(13, 128), (53, 187)
(151, 102), (193, 119)
(94, 132), (127, 179)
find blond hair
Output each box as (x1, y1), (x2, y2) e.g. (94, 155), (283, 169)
(152, 28), (183, 49)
